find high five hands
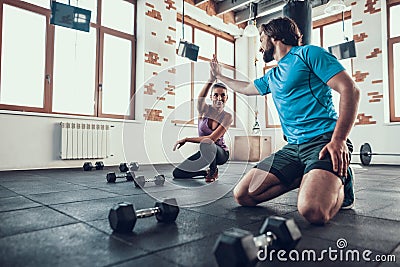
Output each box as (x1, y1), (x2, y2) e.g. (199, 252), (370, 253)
(210, 54), (221, 79)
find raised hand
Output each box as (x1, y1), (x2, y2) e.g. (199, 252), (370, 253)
(210, 54), (221, 78)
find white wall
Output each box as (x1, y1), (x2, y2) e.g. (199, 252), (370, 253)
(348, 0), (400, 165)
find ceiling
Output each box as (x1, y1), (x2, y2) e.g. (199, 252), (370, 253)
(194, 0), (332, 26)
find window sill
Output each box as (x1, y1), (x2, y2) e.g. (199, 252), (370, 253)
(384, 121), (400, 126)
(0, 110), (142, 124)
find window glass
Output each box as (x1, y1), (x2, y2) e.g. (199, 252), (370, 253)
(217, 37), (234, 66)
(174, 61), (192, 122)
(393, 42), (400, 117)
(73, 0), (97, 23)
(194, 29), (215, 59)
(311, 28), (320, 46)
(102, 0), (134, 34)
(221, 67), (235, 117)
(52, 27), (96, 115)
(176, 21), (192, 43)
(193, 60), (209, 121)
(102, 34), (132, 115)
(0, 5), (46, 107)
(322, 20), (352, 48)
(23, 0), (49, 9)
(322, 19), (353, 111)
(390, 5), (400, 38)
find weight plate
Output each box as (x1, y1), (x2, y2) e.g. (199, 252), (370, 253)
(360, 143), (372, 166)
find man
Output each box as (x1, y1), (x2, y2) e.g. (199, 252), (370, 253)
(210, 17), (360, 225)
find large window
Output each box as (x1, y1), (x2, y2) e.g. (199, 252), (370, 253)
(0, 0), (136, 119)
(388, 0), (400, 121)
(0, 4), (47, 109)
(174, 15), (236, 126)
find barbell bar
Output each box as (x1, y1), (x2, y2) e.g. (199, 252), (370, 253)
(353, 143), (400, 166)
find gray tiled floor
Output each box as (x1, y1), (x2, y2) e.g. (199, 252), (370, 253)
(0, 163), (399, 267)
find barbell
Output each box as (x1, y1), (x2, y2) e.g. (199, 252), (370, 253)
(353, 143), (400, 166)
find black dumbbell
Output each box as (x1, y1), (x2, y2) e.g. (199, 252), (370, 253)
(106, 171), (135, 183)
(108, 198), (179, 233)
(213, 216), (302, 267)
(119, 162), (139, 172)
(83, 161), (104, 171)
(134, 174), (165, 188)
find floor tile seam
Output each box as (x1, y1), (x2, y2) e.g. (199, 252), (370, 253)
(0, 205), (43, 214)
(0, 206), (148, 248)
(0, 193), (132, 213)
(355, 187), (400, 194)
(103, 251), (185, 267)
(50, 179), (201, 196)
(26, 186), (119, 197)
(388, 241), (400, 255)
(102, 236), (210, 267)
(366, 203), (399, 214)
(0, 221), (80, 240)
(286, 208), (400, 223)
(118, 187), (190, 196)
(183, 205), (296, 225)
(0, 186), (103, 196)
(176, 198), (233, 208)
(23, 193), (130, 207)
(179, 208), (241, 223)
(12, 194), (122, 231)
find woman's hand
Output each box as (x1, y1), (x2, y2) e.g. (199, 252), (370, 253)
(209, 70), (216, 83)
(210, 54), (221, 78)
(173, 138), (187, 151)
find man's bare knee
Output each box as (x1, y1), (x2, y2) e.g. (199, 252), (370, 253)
(233, 187), (257, 206)
(298, 203), (330, 225)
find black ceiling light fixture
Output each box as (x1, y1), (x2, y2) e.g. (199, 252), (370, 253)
(177, 0), (199, 61)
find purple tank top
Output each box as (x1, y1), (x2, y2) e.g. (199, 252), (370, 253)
(198, 117), (228, 151)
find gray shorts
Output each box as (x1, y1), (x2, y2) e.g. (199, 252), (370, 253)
(255, 132), (353, 186)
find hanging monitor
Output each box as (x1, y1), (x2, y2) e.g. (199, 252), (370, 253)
(178, 40), (199, 61)
(50, 1), (91, 32)
(328, 40), (356, 60)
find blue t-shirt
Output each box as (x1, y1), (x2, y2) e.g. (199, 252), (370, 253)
(254, 45), (345, 144)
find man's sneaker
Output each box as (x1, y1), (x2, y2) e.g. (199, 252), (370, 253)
(341, 166), (355, 210)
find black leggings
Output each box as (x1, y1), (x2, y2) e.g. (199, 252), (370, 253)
(172, 142), (229, 178)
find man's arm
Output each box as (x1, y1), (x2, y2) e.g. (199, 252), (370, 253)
(211, 55), (259, 96)
(328, 71), (360, 142)
(214, 74), (259, 96)
(319, 70), (360, 177)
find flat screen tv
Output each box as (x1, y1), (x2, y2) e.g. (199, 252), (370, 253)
(328, 40), (356, 60)
(50, 1), (91, 32)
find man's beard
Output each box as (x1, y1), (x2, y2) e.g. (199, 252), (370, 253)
(263, 46), (274, 63)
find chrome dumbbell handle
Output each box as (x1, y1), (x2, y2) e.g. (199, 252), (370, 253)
(253, 231), (276, 248)
(135, 207), (161, 218)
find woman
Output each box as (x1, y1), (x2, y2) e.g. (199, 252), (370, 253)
(172, 72), (233, 183)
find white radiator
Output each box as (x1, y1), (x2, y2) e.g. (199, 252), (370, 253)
(60, 122), (111, 160)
